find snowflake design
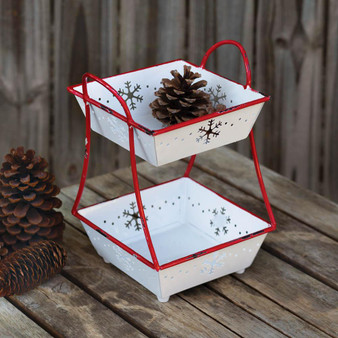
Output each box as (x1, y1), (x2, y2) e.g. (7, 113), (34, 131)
(118, 81), (143, 110)
(122, 201), (147, 231)
(112, 246), (134, 272)
(208, 85), (226, 105)
(201, 252), (227, 274)
(196, 119), (222, 144)
(105, 115), (128, 143)
(210, 207), (231, 236)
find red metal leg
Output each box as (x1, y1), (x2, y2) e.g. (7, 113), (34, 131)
(72, 73), (160, 270)
(249, 130), (276, 229)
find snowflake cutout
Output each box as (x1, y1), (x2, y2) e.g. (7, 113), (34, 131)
(196, 119), (222, 144)
(112, 246), (134, 272)
(208, 85), (226, 105)
(122, 201), (147, 231)
(118, 81), (143, 110)
(210, 207), (231, 236)
(201, 252), (227, 274)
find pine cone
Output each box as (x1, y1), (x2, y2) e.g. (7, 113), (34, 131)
(0, 147), (65, 255)
(150, 65), (222, 125)
(0, 242), (8, 260)
(0, 240), (67, 297)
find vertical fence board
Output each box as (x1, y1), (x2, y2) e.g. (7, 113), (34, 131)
(156, 0), (186, 63)
(324, 0), (338, 201)
(254, 0), (277, 167)
(120, 0), (152, 71)
(258, 0), (299, 176)
(53, 0), (120, 187)
(187, 0), (216, 67)
(256, 0), (325, 192)
(0, 0), (50, 160)
(118, 0), (154, 167)
(215, 0), (255, 156)
(287, 0), (324, 190)
(96, 0), (122, 170)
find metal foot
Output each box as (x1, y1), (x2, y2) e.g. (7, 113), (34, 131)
(235, 268), (246, 274)
(157, 295), (170, 302)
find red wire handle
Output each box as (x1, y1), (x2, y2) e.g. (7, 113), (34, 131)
(185, 40), (252, 177)
(185, 41), (276, 229)
(200, 39), (252, 89)
(72, 73), (160, 270)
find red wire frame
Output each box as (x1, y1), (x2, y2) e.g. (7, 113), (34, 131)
(71, 40), (276, 272)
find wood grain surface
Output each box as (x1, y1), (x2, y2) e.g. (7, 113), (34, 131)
(10, 274), (144, 337)
(0, 299), (51, 338)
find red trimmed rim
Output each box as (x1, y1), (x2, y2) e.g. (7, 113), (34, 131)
(67, 59), (270, 136)
(76, 177), (274, 270)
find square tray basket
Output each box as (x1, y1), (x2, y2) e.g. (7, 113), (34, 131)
(68, 40), (276, 302)
(68, 48), (269, 167)
(79, 177), (270, 301)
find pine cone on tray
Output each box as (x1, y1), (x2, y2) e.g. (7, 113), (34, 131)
(0, 240), (67, 297)
(0, 147), (65, 255)
(150, 65), (226, 125)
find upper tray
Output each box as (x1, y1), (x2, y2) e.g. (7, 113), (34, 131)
(68, 48), (269, 166)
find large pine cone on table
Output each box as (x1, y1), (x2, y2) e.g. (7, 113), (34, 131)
(150, 65), (225, 126)
(0, 147), (65, 256)
(0, 241), (8, 260)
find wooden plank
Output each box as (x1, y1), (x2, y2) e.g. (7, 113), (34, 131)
(136, 160), (338, 289)
(215, 0), (254, 87)
(120, 0), (152, 72)
(155, 0), (186, 63)
(99, 0), (130, 170)
(100, 0), (119, 78)
(191, 146), (338, 241)
(187, 0), (216, 68)
(10, 274), (144, 338)
(234, 250), (338, 336)
(256, 0), (325, 192)
(180, 286), (286, 338)
(214, 0), (255, 156)
(118, 0), (154, 168)
(293, 0), (324, 191)
(323, 0), (338, 202)
(62, 170), (331, 337)
(53, 0), (120, 187)
(254, 0), (280, 166)
(0, 0), (50, 160)
(206, 277), (329, 338)
(0, 299), (50, 338)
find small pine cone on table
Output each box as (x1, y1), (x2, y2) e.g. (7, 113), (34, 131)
(0, 240), (67, 297)
(150, 65), (226, 125)
(0, 147), (65, 255)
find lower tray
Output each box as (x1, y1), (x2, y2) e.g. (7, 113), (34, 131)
(78, 177), (272, 301)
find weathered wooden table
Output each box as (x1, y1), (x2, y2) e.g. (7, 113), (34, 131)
(1, 147), (337, 337)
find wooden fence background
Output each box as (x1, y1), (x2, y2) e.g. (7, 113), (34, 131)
(0, 0), (337, 202)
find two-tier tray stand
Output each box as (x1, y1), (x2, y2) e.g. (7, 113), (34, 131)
(68, 40), (276, 302)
